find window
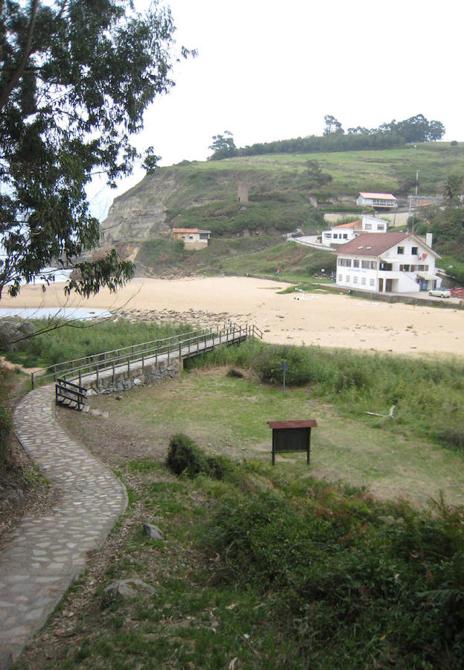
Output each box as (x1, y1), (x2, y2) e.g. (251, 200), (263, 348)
(338, 258), (352, 267)
(353, 276), (358, 284)
(418, 264), (429, 271)
(338, 274), (343, 282)
(411, 247), (418, 255)
(333, 234), (338, 239)
(377, 223), (385, 231)
(343, 234), (348, 239)
(353, 259), (360, 268)
(361, 277), (366, 285)
(361, 260), (377, 270)
(397, 246), (404, 254)
(364, 223), (372, 231)
(399, 264), (411, 272)
(369, 278), (375, 286)
(324, 233), (332, 238)
(346, 275), (350, 282)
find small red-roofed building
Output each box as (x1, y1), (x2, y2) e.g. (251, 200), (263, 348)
(335, 232), (441, 293)
(172, 227), (211, 250)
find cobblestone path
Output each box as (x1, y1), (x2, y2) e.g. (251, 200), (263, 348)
(0, 386), (127, 666)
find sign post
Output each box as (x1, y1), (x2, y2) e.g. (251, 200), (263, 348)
(268, 420), (318, 465)
(281, 360), (288, 393)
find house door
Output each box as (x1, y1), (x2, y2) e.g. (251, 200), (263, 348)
(419, 279), (428, 291)
(385, 279), (393, 292)
(379, 278), (384, 293)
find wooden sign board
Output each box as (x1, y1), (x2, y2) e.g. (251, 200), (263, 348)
(267, 420), (317, 465)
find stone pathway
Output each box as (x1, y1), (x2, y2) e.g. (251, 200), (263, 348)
(0, 386), (127, 667)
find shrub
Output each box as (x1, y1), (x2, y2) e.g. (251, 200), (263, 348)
(166, 434), (231, 480)
(253, 345), (327, 386)
(226, 368), (244, 378)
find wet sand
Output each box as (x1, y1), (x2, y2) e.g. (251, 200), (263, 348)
(3, 276), (464, 357)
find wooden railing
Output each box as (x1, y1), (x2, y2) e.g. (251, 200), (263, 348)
(55, 378), (87, 411)
(34, 322), (262, 389)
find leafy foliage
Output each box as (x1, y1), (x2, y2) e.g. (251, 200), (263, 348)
(208, 114), (445, 160)
(204, 479), (464, 668)
(166, 433), (232, 481)
(0, 1), (190, 297)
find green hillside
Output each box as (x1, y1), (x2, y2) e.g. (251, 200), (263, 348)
(100, 142), (464, 279)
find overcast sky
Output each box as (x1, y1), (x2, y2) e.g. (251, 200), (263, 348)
(90, 0), (464, 219)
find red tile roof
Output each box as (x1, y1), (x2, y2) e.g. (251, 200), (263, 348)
(334, 219), (362, 230)
(336, 232), (409, 256)
(172, 227), (200, 234)
(359, 192), (397, 200)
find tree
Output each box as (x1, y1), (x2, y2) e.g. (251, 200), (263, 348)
(304, 160), (332, 189)
(442, 175), (463, 204)
(323, 115), (344, 136)
(208, 131), (237, 160)
(0, 0), (190, 299)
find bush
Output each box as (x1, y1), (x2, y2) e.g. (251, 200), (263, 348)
(166, 434), (231, 480)
(253, 345), (327, 386)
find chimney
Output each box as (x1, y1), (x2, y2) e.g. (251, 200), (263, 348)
(425, 233), (433, 248)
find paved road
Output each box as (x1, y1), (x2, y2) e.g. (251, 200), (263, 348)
(0, 386), (127, 666)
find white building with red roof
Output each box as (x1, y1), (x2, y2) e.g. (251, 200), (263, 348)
(172, 227), (211, 250)
(335, 232), (441, 294)
(321, 215), (388, 247)
(356, 192), (398, 209)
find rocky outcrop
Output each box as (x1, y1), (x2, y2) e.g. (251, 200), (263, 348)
(100, 170), (179, 244)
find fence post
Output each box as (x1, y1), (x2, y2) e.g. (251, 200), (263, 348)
(112, 362), (115, 384)
(142, 353), (145, 370)
(96, 365), (99, 390)
(79, 371), (82, 387)
(31, 372), (35, 390)
(127, 358), (130, 375)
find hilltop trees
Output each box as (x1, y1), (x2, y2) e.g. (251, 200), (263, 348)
(209, 114), (446, 160)
(208, 131), (237, 160)
(0, 0), (190, 298)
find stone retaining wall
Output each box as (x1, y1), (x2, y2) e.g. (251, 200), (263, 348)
(85, 358), (181, 396)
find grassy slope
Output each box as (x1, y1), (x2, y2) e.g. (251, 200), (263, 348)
(131, 143), (464, 277)
(19, 367), (464, 668)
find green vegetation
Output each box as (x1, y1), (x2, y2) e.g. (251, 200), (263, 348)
(209, 114), (445, 159)
(187, 341), (464, 454)
(2, 320), (188, 369)
(137, 236), (336, 284)
(0, 370), (13, 466)
(30, 380), (464, 668)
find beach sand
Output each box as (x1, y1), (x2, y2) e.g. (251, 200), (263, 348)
(3, 276), (464, 357)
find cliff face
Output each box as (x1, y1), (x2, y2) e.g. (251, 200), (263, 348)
(100, 170), (179, 244)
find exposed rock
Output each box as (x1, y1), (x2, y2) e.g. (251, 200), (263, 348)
(143, 523), (164, 540)
(102, 578), (155, 606)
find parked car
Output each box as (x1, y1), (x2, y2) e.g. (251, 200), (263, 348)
(428, 289), (451, 298)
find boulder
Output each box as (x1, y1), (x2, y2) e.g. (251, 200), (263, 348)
(143, 523), (164, 540)
(102, 578), (155, 607)
(0, 318), (35, 351)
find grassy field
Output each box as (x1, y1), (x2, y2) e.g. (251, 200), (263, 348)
(87, 368), (464, 507)
(170, 142), (464, 200)
(18, 364), (464, 668)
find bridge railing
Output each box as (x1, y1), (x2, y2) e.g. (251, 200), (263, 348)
(32, 322), (261, 389)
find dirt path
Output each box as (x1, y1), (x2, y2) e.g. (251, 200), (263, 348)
(3, 276), (464, 357)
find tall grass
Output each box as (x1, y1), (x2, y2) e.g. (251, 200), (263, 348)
(202, 462), (464, 668)
(3, 320), (190, 368)
(186, 341), (464, 451)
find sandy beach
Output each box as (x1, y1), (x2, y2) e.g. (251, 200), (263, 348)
(3, 276), (464, 357)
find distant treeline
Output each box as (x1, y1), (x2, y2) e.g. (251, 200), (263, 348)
(209, 114), (445, 160)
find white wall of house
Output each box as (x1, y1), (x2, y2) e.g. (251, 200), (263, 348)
(362, 216), (388, 232)
(321, 229), (357, 247)
(336, 237), (440, 294)
(356, 195), (398, 209)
